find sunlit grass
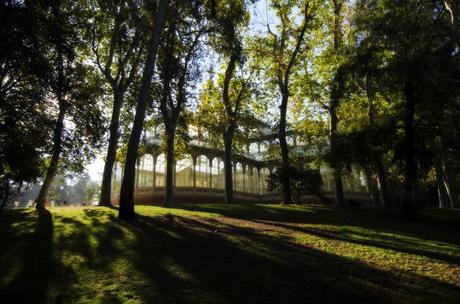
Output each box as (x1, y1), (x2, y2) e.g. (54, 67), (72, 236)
(1, 204), (459, 303)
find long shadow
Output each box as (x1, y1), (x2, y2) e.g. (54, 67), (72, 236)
(173, 204), (460, 246)
(250, 220), (460, 266)
(123, 213), (460, 304)
(0, 209), (73, 304)
(2, 207), (459, 303)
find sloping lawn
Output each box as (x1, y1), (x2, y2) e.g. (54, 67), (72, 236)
(1, 204), (459, 304)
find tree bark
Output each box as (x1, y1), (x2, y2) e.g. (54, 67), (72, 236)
(35, 101), (67, 211)
(364, 168), (379, 206)
(435, 156), (450, 208)
(330, 0), (345, 207)
(223, 130), (234, 204)
(164, 127), (175, 206)
(279, 92), (292, 204)
(443, 163), (459, 208)
(330, 104), (345, 206)
(402, 81), (417, 221)
(118, 0), (167, 220)
(99, 91), (123, 207)
(375, 158), (391, 207)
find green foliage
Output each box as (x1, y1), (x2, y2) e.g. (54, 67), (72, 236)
(268, 165), (322, 204)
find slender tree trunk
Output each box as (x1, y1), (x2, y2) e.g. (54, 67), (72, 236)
(165, 127), (175, 206)
(435, 156), (450, 208)
(118, 0), (167, 220)
(375, 158), (390, 207)
(364, 168), (379, 206)
(330, 105), (345, 206)
(223, 129), (234, 204)
(402, 81), (417, 221)
(99, 91), (123, 207)
(36, 102), (67, 211)
(443, 164), (459, 208)
(279, 92), (292, 204)
(0, 178), (10, 211)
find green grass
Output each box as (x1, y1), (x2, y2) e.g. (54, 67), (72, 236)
(1, 204), (460, 304)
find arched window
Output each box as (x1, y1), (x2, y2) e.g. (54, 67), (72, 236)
(155, 154), (166, 187)
(195, 155), (209, 188)
(176, 154), (193, 188)
(211, 157), (224, 190)
(260, 141), (269, 153)
(249, 143), (258, 154)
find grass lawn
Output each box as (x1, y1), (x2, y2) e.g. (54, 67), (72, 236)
(1, 204), (460, 304)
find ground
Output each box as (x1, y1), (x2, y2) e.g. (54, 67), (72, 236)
(1, 204), (460, 304)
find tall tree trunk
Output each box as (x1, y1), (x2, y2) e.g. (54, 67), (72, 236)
(330, 104), (345, 206)
(279, 92), (292, 204)
(0, 178), (10, 211)
(164, 127), (175, 206)
(365, 75), (390, 207)
(364, 168), (379, 206)
(375, 158), (391, 207)
(99, 91), (123, 207)
(443, 163), (459, 208)
(223, 129), (234, 204)
(118, 0), (167, 220)
(35, 102), (67, 211)
(402, 81), (417, 221)
(435, 156), (450, 208)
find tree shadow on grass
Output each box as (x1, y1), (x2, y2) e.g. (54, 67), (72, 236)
(0, 209), (73, 304)
(173, 204), (460, 247)
(2, 207), (460, 304)
(124, 213), (460, 304)
(249, 219), (460, 266)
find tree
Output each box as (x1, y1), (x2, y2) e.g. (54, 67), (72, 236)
(87, 0), (144, 207)
(204, 0), (250, 204)
(118, 0), (167, 220)
(35, 0), (104, 211)
(157, 1), (205, 205)
(0, 1), (51, 210)
(249, 0), (317, 204)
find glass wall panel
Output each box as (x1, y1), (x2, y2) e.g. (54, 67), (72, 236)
(155, 154), (166, 187)
(251, 167), (259, 194)
(259, 167), (270, 195)
(137, 154), (153, 190)
(176, 154), (193, 188)
(211, 157), (224, 189)
(235, 163), (244, 192)
(195, 155), (209, 188)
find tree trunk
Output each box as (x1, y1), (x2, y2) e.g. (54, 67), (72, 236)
(330, 105), (345, 207)
(435, 156), (450, 208)
(279, 93), (292, 204)
(223, 130), (234, 204)
(35, 102), (67, 211)
(0, 178), (10, 211)
(443, 163), (459, 208)
(164, 127), (175, 206)
(364, 168), (379, 207)
(99, 91), (123, 207)
(402, 81), (417, 221)
(375, 158), (391, 207)
(118, 0), (167, 220)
